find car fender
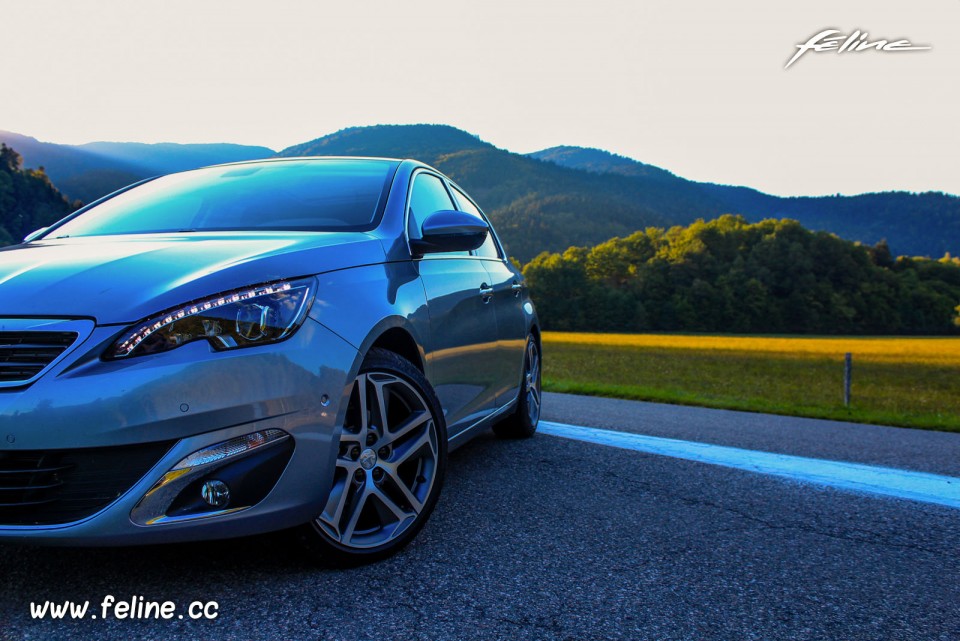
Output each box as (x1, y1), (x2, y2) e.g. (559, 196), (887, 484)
(308, 261), (431, 382)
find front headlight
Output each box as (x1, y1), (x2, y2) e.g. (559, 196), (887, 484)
(107, 277), (316, 359)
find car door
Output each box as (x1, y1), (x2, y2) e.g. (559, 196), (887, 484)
(448, 184), (528, 407)
(409, 172), (501, 436)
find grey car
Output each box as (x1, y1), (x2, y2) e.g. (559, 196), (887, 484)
(0, 157), (541, 565)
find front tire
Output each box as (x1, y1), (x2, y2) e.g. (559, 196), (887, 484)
(297, 348), (447, 566)
(493, 335), (541, 439)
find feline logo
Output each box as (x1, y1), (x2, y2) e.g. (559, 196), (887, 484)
(786, 29), (931, 69)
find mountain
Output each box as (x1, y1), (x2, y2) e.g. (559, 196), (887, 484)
(75, 141), (276, 175)
(4, 126), (957, 262)
(281, 124), (492, 159)
(530, 145), (960, 260)
(279, 126), (728, 260)
(0, 131), (273, 203)
(530, 146), (678, 182)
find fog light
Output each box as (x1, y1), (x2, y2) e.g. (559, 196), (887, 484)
(131, 428), (291, 526)
(201, 480), (230, 508)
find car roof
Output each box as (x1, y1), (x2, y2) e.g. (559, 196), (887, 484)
(201, 156), (411, 170)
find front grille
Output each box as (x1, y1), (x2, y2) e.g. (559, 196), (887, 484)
(0, 441), (174, 526)
(0, 331), (78, 384)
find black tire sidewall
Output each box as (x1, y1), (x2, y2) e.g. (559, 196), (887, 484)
(493, 335), (540, 439)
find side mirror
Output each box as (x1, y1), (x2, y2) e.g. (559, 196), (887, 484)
(410, 210), (488, 255)
(23, 227), (49, 243)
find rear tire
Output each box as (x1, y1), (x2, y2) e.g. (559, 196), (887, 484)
(297, 348), (447, 567)
(493, 335), (541, 439)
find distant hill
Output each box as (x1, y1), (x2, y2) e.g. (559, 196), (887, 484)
(279, 126), (727, 260)
(4, 126), (957, 261)
(0, 144), (75, 245)
(281, 124), (492, 159)
(76, 141), (276, 175)
(530, 146), (678, 182)
(0, 131), (273, 203)
(530, 145), (960, 260)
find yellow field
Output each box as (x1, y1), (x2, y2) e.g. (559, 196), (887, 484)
(541, 332), (960, 431)
(544, 332), (960, 366)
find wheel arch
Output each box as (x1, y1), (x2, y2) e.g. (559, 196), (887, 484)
(356, 318), (426, 373)
(369, 327), (424, 372)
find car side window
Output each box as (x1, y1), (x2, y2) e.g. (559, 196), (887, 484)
(407, 173), (469, 257)
(452, 186), (500, 259)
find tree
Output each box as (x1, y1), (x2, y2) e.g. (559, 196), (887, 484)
(522, 216), (960, 335)
(0, 144), (75, 245)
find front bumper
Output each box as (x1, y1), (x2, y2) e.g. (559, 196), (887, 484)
(0, 317), (360, 545)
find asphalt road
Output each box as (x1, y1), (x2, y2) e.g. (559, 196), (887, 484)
(2, 392), (959, 640)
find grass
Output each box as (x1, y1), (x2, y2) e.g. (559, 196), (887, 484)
(541, 332), (960, 432)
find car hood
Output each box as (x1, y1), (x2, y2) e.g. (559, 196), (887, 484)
(0, 232), (386, 324)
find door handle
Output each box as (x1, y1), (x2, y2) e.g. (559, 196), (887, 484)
(511, 281), (522, 297)
(479, 283), (494, 302)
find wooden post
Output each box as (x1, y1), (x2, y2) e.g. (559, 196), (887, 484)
(844, 352), (852, 407)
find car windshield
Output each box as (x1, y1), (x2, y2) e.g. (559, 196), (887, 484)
(46, 159), (398, 238)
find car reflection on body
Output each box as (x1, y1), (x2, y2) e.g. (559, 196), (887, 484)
(0, 158), (540, 565)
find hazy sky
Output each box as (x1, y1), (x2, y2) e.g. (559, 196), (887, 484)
(1, 0), (957, 196)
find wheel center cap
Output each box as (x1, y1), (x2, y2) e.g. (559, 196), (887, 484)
(359, 448), (377, 470)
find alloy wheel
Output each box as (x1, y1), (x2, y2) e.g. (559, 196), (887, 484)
(316, 371), (439, 549)
(525, 340), (541, 425)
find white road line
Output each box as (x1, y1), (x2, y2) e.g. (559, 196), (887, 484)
(538, 421), (960, 509)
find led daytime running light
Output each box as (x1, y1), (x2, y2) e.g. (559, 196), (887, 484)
(114, 281), (294, 358)
(172, 429), (289, 471)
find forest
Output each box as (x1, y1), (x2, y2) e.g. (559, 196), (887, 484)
(522, 215), (960, 334)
